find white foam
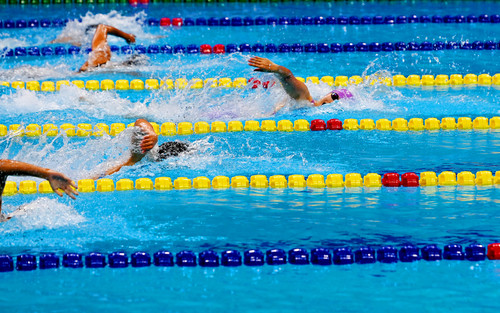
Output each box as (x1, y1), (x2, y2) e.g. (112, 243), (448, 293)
(0, 198), (85, 232)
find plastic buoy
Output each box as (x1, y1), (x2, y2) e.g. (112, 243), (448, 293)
(172, 18), (182, 26)
(326, 174), (344, 188)
(266, 249), (286, 265)
(363, 173), (382, 187)
(377, 246), (398, 263)
(345, 173), (362, 187)
(382, 173), (401, 187)
(284, 249), (309, 266)
(213, 44), (225, 54)
(269, 175), (287, 188)
(154, 251), (174, 266)
(399, 245), (420, 262)
(221, 250), (242, 266)
(174, 177), (192, 190)
(176, 251), (196, 267)
(199, 250), (219, 267)
(355, 247), (376, 264)
(244, 250), (264, 266)
(108, 252), (128, 268)
(310, 248), (332, 265)
(85, 252), (106, 268)
(200, 44), (212, 54)
(465, 244), (486, 261)
(401, 172), (419, 187)
(17, 254), (37, 271)
(326, 119), (343, 130)
(131, 252), (151, 267)
(63, 253), (83, 268)
(0, 255), (14, 272)
(310, 119), (326, 131)
(487, 243), (500, 260)
(443, 244), (465, 260)
(422, 245), (442, 261)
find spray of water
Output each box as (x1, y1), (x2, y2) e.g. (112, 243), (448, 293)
(0, 198), (86, 233)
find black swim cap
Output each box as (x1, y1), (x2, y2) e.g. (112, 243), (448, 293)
(157, 141), (190, 160)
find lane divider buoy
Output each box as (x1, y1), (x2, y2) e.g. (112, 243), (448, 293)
(0, 243), (498, 272)
(2, 39), (500, 58)
(1, 116), (499, 138)
(2, 74), (499, 92)
(2, 14), (499, 28)
(2, 170), (499, 196)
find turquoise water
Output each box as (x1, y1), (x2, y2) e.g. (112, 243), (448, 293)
(1, 1), (500, 312)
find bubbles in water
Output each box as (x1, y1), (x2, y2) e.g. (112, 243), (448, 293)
(1, 198), (85, 233)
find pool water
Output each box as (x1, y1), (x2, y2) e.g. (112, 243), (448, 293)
(1, 0), (500, 312)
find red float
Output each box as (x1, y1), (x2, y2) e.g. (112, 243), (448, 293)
(172, 18), (183, 26)
(213, 44), (225, 54)
(487, 243), (500, 260)
(382, 173), (401, 187)
(200, 44), (212, 54)
(139, 0), (149, 4)
(326, 119), (343, 130)
(310, 119), (326, 131)
(401, 172), (419, 187)
(160, 18), (171, 26)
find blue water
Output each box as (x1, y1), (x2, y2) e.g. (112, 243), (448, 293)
(1, 1), (500, 312)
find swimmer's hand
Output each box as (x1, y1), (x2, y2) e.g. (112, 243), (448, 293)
(46, 170), (78, 200)
(248, 56), (279, 73)
(140, 133), (157, 153)
(126, 34), (136, 44)
(0, 213), (12, 223)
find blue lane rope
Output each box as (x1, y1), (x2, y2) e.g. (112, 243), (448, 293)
(2, 40), (499, 58)
(0, 243), (497, 271)
(1, 14), (500, 29)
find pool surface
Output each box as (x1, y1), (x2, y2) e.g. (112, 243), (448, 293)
(1, 0), (500, 312)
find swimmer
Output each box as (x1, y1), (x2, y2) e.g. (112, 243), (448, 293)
(248, 56), (353, 113)
(0, 160), (78, 222)
(79, 24), (136, 72)
(95, 119), (190, 178)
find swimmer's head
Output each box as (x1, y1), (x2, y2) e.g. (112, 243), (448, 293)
(335, 89), (353, 99)
(156, 141), (190, 161)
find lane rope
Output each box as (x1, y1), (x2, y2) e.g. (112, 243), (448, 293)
(2, 14), (499, 28)
(2, 39), (500, 58)
(2, 73), (500, 92)
(3, 170), (500, 196)
(1, 243), (499, 271)
(2, 116), (500, 138)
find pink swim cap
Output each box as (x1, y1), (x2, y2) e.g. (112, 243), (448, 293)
(335, 89), (353, 99)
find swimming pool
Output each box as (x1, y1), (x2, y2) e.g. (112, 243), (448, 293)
(1, 0), (500, 312)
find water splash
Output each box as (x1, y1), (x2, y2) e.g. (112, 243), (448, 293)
(0, 198), (85, 233)
(51, 11), (152, 47)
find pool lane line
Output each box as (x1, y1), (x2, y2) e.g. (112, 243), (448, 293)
(2, 73), (500, 92)
(2, 116), (500, 138)
(3, 170), (500, 196)
(2, 39), (500, 58)
(2, 14), (500, 28)
(1, 244), (499, 272)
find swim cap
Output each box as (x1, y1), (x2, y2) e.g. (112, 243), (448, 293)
(334, 89), (353, 99)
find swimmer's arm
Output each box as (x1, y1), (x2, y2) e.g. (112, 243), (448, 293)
(103, 25), (136, 44)
(78, 61), (89, 73)
(248, 56), (313, 102)
(98, 119), (158, 178)
(272, 97), (288, 115)
(313, 93), (335, 107)
(0, 176), (6, 216)
(0, 160), (78, 214)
